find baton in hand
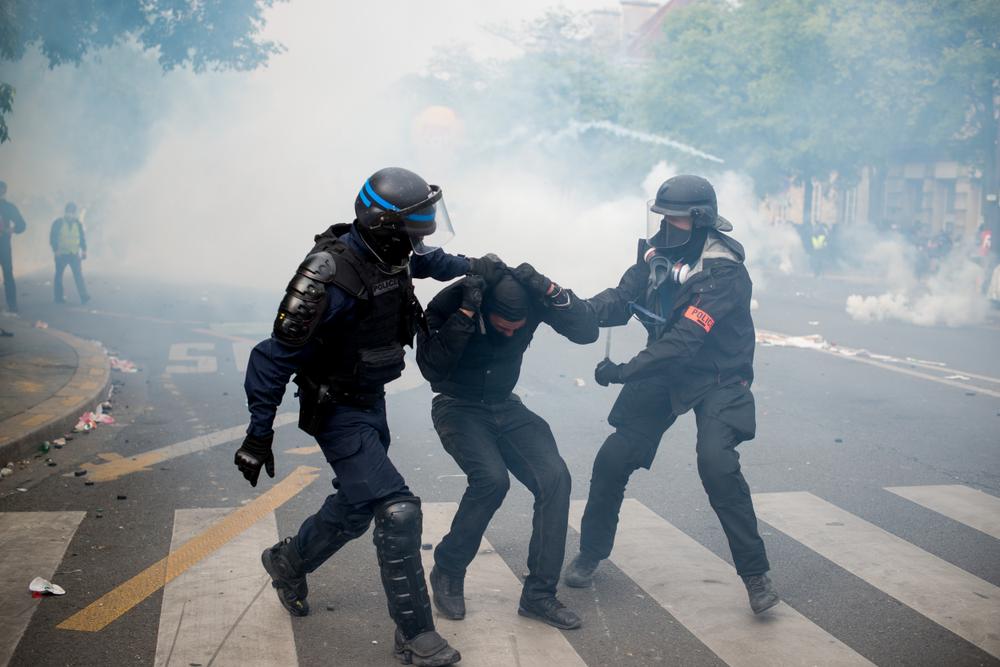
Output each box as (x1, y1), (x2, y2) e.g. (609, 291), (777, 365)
(603, 328), (613, 361)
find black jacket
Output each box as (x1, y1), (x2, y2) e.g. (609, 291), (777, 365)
(417, 278), (598, 403)
(589, 231), (755, 412)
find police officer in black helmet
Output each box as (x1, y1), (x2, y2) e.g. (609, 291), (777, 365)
(236, 167), (505, 666)
(563, 174), (780, 615)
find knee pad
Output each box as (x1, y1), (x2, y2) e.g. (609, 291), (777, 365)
(373, 495), (422, 556)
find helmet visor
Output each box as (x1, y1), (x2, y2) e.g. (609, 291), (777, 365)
(646, 199), (692, 248)
(395, 185), (455, 256)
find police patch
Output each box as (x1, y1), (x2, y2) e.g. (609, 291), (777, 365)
(372, 278), (401, 296)
(684, 305), (715, 332)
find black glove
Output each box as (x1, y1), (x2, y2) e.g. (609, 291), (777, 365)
(234, 433), (275, 487)
(594, 359), (625, 387)
(513, 262), (554, 298)
(468, 254), (507, 286)
(461, 275), (485, 313)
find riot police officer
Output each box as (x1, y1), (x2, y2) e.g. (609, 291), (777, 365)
(563, 174), (780, 615)
(236, 167), (504, 666)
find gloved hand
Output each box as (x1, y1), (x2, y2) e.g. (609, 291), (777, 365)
(468, 254), (507, 286)
(234, 433), (275, 487)
(461, 275), (485, 313)
(594, 359), (625, 387)
(513, 263), (556, 298)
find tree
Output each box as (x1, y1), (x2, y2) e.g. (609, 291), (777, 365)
(636, 0), (999, 227)
(0, 0), (285, 142)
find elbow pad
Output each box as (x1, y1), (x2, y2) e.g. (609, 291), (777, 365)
(273, 251), (337, 347)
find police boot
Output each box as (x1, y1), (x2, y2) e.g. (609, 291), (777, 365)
(261, 537), (309, 617)
(563, 553), (600, 588)
(742, 573), (780, 614)
(429, 565), (466, 620)
(517, 595), (582, 630)
(374, 497), (462, 666)
(393, 629), (461, 666)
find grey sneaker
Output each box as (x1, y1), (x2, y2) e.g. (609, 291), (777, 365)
(563, 553), (600, 588)
(429, 565), (466, 620)
(742, 573), (780, 614)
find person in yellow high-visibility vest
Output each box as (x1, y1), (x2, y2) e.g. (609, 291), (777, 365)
(49, 202), (90, 304)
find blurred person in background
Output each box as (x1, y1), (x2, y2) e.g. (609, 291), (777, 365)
(236, 167), (506, 666)
(0, 181), (27, 313)
(563, 174), (780, 616)
(49, 202), (90, 305)
(416, 267), (597, 630)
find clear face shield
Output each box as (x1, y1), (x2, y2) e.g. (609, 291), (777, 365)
(646, 199), (693, 249)
(391, 185), (455, 256)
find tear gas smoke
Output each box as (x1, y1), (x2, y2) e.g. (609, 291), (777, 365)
(841, 227), (990, 327)
(1, 0), (804, 307)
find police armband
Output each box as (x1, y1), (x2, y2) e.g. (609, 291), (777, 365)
(273, 251), (337, 346)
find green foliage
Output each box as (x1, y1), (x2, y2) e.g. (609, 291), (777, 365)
(0, 83), (13, 143)
(638, 0), (1000, 195)
(0, 0), (285, 142)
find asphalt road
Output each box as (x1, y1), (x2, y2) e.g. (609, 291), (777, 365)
(1, 268), (998, 667)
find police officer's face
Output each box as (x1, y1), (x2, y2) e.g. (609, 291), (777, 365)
(665, 215), (692, 231)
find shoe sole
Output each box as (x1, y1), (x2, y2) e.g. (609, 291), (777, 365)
(261, 550), (310, 617)
(751, 595), (780, 615)
(394, 647), (462, 666)
(563, 575), (593, 588)
(517, 605), (582, 630)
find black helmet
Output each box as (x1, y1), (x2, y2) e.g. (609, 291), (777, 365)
(353, 167), (454, 271)
(646, 174), (731, 248)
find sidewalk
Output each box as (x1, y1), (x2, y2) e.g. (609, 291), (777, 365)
(0, 316), (110, 462)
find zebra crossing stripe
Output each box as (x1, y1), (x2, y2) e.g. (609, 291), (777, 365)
(753, 491), (1000, 658)
(154, 509), (297, 667)
(885, 485), (1000, 540)
(420, 502), (587, 666)
(569, 499), (872, 667)
(58, 466), (320, 632)
(0, 512), (86, 667)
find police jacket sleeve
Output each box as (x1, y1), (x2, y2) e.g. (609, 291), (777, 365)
(541, 288), (599, 344)
(619, 264), (747, 383)
(244, 286), (352, 439)
(410, 248), (470, 281)
(586, 263), (645, 327)
(416, 283), (477, 383)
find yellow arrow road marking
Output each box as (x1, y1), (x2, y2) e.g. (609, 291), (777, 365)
(58, 465), (321, 632)
(78, 413), (298, 482)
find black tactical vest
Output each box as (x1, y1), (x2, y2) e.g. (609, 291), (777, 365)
(302, 225), (421, 402)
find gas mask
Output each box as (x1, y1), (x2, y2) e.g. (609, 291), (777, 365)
(644, 246), (690, 290)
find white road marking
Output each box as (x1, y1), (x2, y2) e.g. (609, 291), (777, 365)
(753, 491), (1000, 658)
(0, 512), (86, 667)
(154, 509), (296, 667)
(569, 500), (872, 667)
(885, 485), (1000, 540)
(166, 343), (218, 375)
(421, 502), (587, 666)
(232, 341), (255, 373)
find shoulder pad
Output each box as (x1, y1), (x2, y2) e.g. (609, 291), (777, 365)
(272, 251), (336, 347)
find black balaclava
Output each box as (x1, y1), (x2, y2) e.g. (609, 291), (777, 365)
(484, 274), (530, 344)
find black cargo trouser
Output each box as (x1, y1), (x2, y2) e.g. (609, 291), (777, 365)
(432, 393), (571, 600)
(579, 376), (770, 577)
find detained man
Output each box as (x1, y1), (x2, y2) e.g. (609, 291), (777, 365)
(416, 266), (598, 629)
